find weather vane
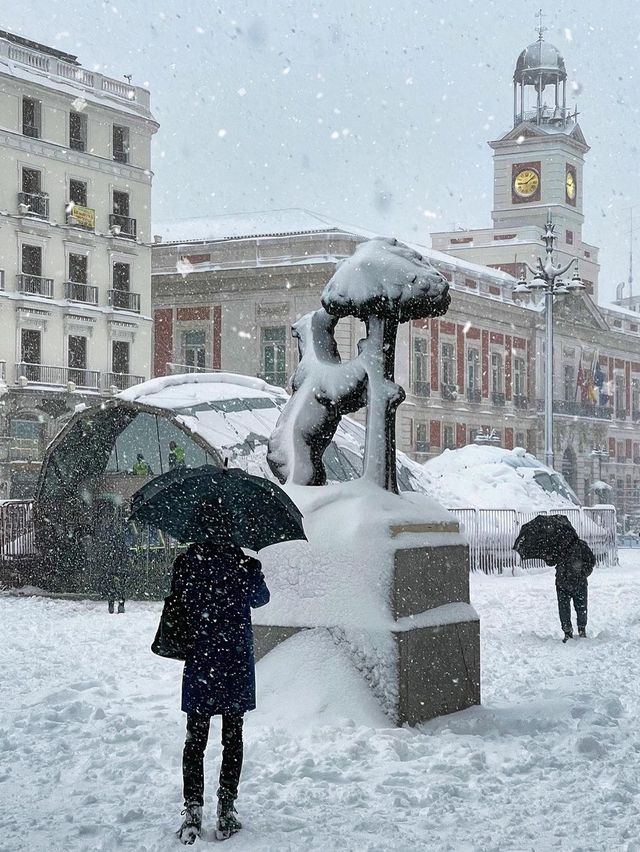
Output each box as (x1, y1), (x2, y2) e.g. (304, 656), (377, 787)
(535, 8), (547, 40)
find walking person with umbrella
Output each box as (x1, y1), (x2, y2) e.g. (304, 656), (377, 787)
(129, 464), (306, 844)
(514, 514), (596, 642)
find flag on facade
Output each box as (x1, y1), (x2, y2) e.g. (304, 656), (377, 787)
(593, 355), (606, 404)
(576, 355), (585, 402)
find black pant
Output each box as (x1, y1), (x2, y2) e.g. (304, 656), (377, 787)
(556, 584), (588, 634)
(182, 714), (244, 806)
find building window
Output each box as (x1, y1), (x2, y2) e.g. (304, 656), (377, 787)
(412, 335), (429, 395)
(68, 335), (87, 385)
(515, 431), (526, 448)
(20, 329), (41, 380)
(22, 97), (41, 138)
(443, 424), (455, 450)
(113, 190), (130, 217)
(69, 111), (87, 151)
(113, 262), (130, 291)
(566, 230), (574, 245)
(112, 340), (130, 375)
(415, 423), (429, 453)
(467, 348), (480, 391)
(441, 342), (455, 387)
(563, 364), (575, 402)
(22, 167), (41, 195)
(513, 356), (526, 396)
(491, 353), (504, 394)
(69, 179), (87, 207)
(615, 374), (626, 416)
(21, 244), (42, 277)
(68, 254), (88, 284)
(632, 378), (640, 415)
(183, 330), (206, 371)
(261, 326), (287, 387)
(113, 125), (129, 163)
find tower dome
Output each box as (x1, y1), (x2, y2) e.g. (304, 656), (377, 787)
(514, 38), (567, 86)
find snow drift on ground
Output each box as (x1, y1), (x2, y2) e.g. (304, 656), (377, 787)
(2, 554), (640, 850)
(420, 444), (578, 510)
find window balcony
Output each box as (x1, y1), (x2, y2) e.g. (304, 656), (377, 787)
(108, 289), (140, 313)
(415, 442), (430, 454)
(466, 388), (481, 403)
(441, 383), (457, 401)
(16, 274), (54, 298)
(22, 124), (40, 139)
(615, 407), (628, 421)
(513, 394), (528, 409)
(536, 399), (613, 420)
(412, 381), (431, 398)
(109, 213), (136, 238)
(0, 436), (40, 462)
(18, 191), (49, 219)
(66, 204), (95, 230)
(491, 391), (506, 406)
(633, 409), (640, 422)
(65, 281), (98, 305)
(69, 136), (85, 152)
(103, 372), (144, 391)
(113, 149), (129, 164)
(15, 363), (100, 389)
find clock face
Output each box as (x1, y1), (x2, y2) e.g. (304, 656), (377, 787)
(513, 168), (540, 198)
(566, 171), (576, 200)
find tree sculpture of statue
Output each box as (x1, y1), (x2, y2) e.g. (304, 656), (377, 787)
(267, 237), (450, 493)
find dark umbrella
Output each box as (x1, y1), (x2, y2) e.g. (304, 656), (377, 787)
(129, 464), (306, 551)
(513, 514), (578, 561)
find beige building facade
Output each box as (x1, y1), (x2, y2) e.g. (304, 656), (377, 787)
(0, 31), (158, 496)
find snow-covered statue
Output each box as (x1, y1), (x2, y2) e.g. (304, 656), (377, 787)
(268, 237), (450, 492)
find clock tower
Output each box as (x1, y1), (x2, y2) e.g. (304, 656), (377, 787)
(490, 29), (588, 241)
(431, 22), (600, 300)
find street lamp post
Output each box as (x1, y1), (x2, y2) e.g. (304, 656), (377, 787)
(513, 212), (585, 469)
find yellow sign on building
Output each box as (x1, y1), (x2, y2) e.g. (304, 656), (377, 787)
(71, 205), (96, 230)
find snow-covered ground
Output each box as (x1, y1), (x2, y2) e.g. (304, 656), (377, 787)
(2, 554), (640, 851)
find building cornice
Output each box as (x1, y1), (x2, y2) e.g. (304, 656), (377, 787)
(0, 129), (153, 184)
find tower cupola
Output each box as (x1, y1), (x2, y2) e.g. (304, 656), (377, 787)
(513, 12), (575, 129)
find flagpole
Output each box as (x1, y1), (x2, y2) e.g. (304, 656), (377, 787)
(544, 288), (554, 469)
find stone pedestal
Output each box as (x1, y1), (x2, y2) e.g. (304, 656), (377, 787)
(254, 518), (480, 727)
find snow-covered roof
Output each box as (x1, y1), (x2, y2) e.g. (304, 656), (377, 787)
(153, 209), (345, 244)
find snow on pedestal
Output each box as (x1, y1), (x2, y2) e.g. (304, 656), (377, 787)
(253, 479), (480, 726)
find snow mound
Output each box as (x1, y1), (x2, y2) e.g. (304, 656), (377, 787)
(419, 444), (579, 510)
(254, 629), (388, 730)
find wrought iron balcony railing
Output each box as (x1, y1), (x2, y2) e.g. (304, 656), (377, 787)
(16, 274), (53, 298)
(109, 213), (136, 238)
(466, 388), (481, 403)
(513, 394), (529, 409)
(15, 363), (100, 388)
(412, 381), (431, 398)
(441, 383), (457, 401)
(102, 372), (144, 391)
(64, 281), (98, 305)
(18, 191), (49, 219)
(107, 289), (140, 313)
(491, 391), (506, 406)
(536, 399), (613, 420)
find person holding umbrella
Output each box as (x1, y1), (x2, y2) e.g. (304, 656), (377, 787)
(171, 502), (270, 843)
(129, 464), (306, 843)
(514, 514), (596, 642)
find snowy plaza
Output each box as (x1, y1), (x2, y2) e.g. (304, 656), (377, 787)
(2, 553), (639, 851)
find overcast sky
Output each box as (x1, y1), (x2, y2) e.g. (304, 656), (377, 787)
(3, 0), (639, 303)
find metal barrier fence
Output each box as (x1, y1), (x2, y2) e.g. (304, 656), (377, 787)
(0, 500), (618, 585)
(448, 506), (618, 574)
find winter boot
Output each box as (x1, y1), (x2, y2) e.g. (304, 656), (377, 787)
(215, 798), (242, 841)
(108, 600), (114, 614)
(177, 801), (203, 845)
(562, 632), (573, 643)
(117, 601), (125, 614)
(578, 628), (587, 638)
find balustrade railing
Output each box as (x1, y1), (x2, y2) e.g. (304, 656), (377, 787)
(15, 363), (100, 388)
(16, 274), (54, 298)
(18, 191), (49, 219)
(64, 281), (98, 304)
(103, 372), (144, 391)
(107, 289), (140, 312)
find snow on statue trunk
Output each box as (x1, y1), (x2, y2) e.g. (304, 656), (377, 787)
(267, 237), (450, 491)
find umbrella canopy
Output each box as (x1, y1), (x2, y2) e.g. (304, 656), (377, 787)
(129, 464), (306, 551)
(513, 513), (578, 561)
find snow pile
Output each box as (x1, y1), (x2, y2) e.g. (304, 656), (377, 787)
(419, 444), (579, 510)
(2, 555), (640, 849)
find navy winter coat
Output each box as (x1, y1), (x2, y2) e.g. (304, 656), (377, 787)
(171, 540), (270, 717)
(555, 538), (595, 593)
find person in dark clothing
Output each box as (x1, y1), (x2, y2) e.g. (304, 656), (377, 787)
(548, 537), (595, 642)
(173, 504), (270, 845)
